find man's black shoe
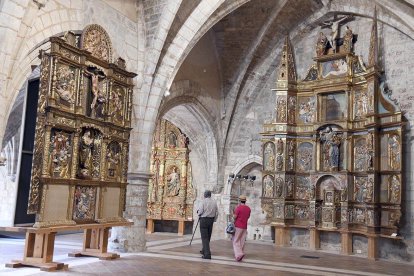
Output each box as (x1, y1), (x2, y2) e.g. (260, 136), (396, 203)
(201, 256), (211, 259)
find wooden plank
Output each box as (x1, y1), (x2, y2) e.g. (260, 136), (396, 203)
(341, 232), (352, 255)
(33, 233), (44, 258)
(275, 227), (290, 247)
(309, 229), (320, 250)
(368, 236), (378, 260)
(146, 219), (154, 234)
(178, 221), (184, 236)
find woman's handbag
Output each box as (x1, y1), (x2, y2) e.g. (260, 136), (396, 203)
(226, 221), (235, 234)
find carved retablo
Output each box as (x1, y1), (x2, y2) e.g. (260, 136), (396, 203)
(27, 24), (136, 228)
(261, 14), (403, 236)
(147, 119), (195, 223)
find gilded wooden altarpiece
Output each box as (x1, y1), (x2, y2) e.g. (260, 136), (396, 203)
(27, 25), (136, 228)
(261, 13), (404, 240)
(147, 119), (195, 230)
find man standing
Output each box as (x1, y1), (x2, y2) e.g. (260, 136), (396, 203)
(232, 195), (251, 262)
(197, 190), (218, 259)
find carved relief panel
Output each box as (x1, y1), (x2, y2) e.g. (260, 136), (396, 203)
(27, 24), (136, 228)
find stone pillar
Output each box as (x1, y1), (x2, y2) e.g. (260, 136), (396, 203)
(109, 172), (151, 252)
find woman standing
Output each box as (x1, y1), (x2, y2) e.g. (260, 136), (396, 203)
(232, 195), (251, 262)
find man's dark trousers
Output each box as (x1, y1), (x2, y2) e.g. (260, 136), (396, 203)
(200, 217), (215, 258)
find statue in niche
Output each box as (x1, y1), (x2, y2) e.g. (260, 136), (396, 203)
(287, 140), (295, 170)
(276, 139), (284, 171)
(79, 130), (94, 178)
(109, 87), (124, 123)
(320, 15), (352, 53)
(389, 175), (400, 203)
(50, 131), (71, 178)
(106, 142), (121, 178)
(316, 32), (328, 56)
(276, 97), (287, 122)
(166, 167), (180, 197)
(55, 64), (75, 104)
(342, 25), (354, 53)
(341, 185), (347, 201)
(264, 143), (275, 171)
(263, 175), (274, 198)
(354, 90), (369, 119)
(354, 177), (367, 202)
(366, 133), (374, 169)
(286, 177), (294, 197)
(319, 127), (342, 171)
(275, 177), (283, 197)
(366, 178), (374, 202)
(168, 132), (177, 148)
(389, 135), (400, 170)
(367, 210), (374, 225)
(288, 96), (296, 123)
(86, 67), (106, 119)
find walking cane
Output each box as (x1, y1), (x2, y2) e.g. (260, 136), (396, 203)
(189, 218), (200, 245)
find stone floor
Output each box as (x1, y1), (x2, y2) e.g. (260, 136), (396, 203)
(0, 231), (413, 275)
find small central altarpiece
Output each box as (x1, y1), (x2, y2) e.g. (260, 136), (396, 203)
(146, 119), (195, 235)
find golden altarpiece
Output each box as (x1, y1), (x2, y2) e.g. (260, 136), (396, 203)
(261, 13), (403, 259)
(5, 25), (136, 271)
(146, 119), (195, 235)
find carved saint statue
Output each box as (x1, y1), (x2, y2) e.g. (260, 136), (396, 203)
(389, 175), (400, 204)
(316, 32), (328, 56)
(264, 143), (275, 171)
(320, 127), (341, 170)
(167, 167), (180, 197)
(168, 132), (177, 148)
(275, 177), (283, 198)
(79, 130), (94, 177)
(263, 176), (274, 198)
(389, 135), (400, 170)
(342, 25), (354, 53)
(276, 138), (284, 171)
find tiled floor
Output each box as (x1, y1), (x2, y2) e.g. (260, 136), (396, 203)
(0, 232), (413, 275)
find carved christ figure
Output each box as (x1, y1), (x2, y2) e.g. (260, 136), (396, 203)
(321, 15), (351, 53)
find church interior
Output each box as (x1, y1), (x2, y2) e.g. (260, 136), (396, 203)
(1, 0), (414, 274)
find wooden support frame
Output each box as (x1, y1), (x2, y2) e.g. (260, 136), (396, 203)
(309, 228), (320, 250)
(146, 219), (155, 234)
(274, 227), (290, 247)
(178, 220), (185, 236)
(367, 236), (378, 260)
(341, 232), (352, 255)
(3, 221), (132, 271)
